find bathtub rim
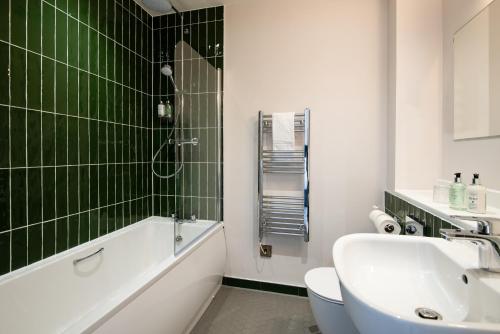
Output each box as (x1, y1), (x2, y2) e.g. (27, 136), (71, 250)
(0, 216), (220, 285)
(69, 220), (225, 334)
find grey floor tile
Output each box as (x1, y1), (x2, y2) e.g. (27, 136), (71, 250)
(191, 286), (317, 334)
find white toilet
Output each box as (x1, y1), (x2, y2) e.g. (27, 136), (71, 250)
(305, 267), (358, 334)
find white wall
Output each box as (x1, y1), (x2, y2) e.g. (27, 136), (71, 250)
(388, 0), (443, 190)
(223, 0), (387, 286)
(442, 0), (500, 190)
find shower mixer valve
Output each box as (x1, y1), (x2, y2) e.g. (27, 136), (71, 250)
(169, 138), (199, 146)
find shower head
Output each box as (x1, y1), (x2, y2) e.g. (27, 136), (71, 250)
(160, 64), (180, 93)
(142, 0), (173, 12)
(161, 64), (173, 77)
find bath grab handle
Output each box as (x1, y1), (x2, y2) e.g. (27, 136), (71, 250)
(73, 247), (104, 265)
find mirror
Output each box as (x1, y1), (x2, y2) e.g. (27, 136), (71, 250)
(453, 0), (500, 140)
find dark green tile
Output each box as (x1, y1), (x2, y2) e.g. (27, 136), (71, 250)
(79, 165), (89, 211)
(79, 71), (89, 117)
(108, 164), (115, 204)
(107, 204), (116, 233)
(99, 165), (107, 206)
(79, 212), (90, 243)
(42, 2), (55, 58)
(215, 6), (223, 21)
(68, 17), (78, 67)
(0, 42), (8, 105)
(89, 165), (98, 209)
(11, 0), (26, 47)
(42, 167), (56, 221)
(56, 0), (67, 12)
(0, 170), (10, 232)
(68, 215), (78, 248)
(106, 0), (115, 40)
(0, 0), (8, 43)
(11, 47), (26, 108)
(0, 232), (10, 274)
(28, 224), (42, 264)
(79, 118), (89, 164)
(98, 121), (107, 163)
(98, 0), (107, 35)
(99, 207), (107, 236)
(55, 10), (67, 62)
(88, 0), (98, 29)
(55, 63), (67, 114)
(68, 0), (78, 18)
(98, 34), (107, 77)
(98, 78), (106, 120)
(27, 0), (42, 52)
(116, 5), (123, 45)
(79, 0), (89, 24)
(68, 166), (78, 214)
(42, 58), (55, 112)
(55, 114), (67, 165)
(27, 109), (42, 166)
(68, 67), (78, 116)
(56, 217), (68, 252)
(89, 209), (98, 240)
(56, 166), (68, 217)
(107, 123), (115, 163)
(11, 228), (27, 270)
(89, 29), (98, 74)
(89, 74), (98, 119)
(89, 120), (98, 164)
(0, 106), (9, 168)
(107, 81), (115, 122)
(42, 113), (55, 165)
(68, 116), (78, 164)
(107, 39), (115, 80)
(27, 52), (42, 110)
(10, 108), (26, 167)
(261, 281), (299, 295)
(79, 24), (89, 71)
(42, 220), (56, 258)
(27, 168), (42, 225)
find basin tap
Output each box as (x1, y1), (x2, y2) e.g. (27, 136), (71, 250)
(440, 216), (500, 273)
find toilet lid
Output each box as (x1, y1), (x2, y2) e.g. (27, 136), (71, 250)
(304, 267), (343, 303)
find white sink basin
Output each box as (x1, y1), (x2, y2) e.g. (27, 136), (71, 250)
(333, 234), (500, 334)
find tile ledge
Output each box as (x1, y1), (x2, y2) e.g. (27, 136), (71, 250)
(389, 189), (500, 232)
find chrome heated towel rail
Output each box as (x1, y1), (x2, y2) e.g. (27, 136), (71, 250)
(258, 109), (310, 242)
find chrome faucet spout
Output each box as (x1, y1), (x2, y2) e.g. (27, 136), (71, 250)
(449, 215), (500, 234)
(441, 215), (500, 273)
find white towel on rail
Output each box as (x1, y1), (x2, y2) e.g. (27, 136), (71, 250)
(272, 112), (295, 150)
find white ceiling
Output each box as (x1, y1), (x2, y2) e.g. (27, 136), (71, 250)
(134, 0), (225, 16)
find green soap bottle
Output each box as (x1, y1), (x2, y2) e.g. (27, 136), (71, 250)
(449, 172), (466, 210)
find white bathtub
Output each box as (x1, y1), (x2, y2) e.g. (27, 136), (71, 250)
(0, 217), (226, 334)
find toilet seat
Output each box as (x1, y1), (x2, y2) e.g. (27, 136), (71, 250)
(304, 267), (343, 305)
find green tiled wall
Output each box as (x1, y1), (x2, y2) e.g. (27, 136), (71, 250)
(0, 0), (153, 275)
(384, 192), (454, 238)
(151, 7), (223, 220)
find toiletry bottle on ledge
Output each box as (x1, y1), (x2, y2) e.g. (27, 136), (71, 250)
(449, 172), (466, 210)
(466, 173), (487, 214)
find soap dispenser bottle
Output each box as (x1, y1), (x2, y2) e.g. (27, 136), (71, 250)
(466, 173), (487, 214)
(449, 172), (466, 210)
